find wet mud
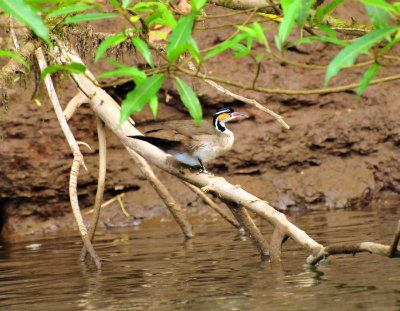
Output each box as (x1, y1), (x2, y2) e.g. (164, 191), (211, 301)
(1, 3), (400, 236)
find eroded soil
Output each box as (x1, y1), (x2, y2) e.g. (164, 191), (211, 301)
(1, 2), (400, 236)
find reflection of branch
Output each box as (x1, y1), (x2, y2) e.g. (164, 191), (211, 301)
(35, 47), (101, 269)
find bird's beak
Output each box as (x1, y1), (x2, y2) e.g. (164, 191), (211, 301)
(231, 112), (248, 119)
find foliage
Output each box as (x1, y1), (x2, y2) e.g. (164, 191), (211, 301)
(1, 0), (400, 125)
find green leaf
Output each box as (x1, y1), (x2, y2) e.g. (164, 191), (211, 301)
(131, 37), (154, 68)
(149, 95), (158, 119)
(204, 33), (247, 60)
(380, 30), (400, 53)
(65, 13), (119, 24)
(118, 73), (164, 128)
(325, 26), (399, 86)
(0, 0), (51, 45)
(355, 0), (395, 13)
(317, 25), (337, 38)
(356, 63), (379, 98)
(280, 0), (292, 12)
(325, 0), (345, 14)
(255, 53), (265, 62)
(231, 43), (248, 53)
(166, 11), (194, 63)
(95, 33), (127, 62)
(365, 4), (389, 29)
(191, 0), (208, 13)
(122, 0), (133, 8)
(134, 2), (177, 29)
(47, 3), (97, 18)
(296, 0), (316, 29)
(277, 0), (302, 51)
(175, 77), (202, 126)
(40, 62), (86, 82)
(236, 25), (257, 37)
(97, 67), (146, 80)
(188, 37), (201, 63)
(0, 50), (29, 69)
(252, 22), (266, 44)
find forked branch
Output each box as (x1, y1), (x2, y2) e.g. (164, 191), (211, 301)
(35, 47), (101, 269)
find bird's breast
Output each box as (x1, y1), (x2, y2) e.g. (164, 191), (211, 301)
(193, 132), (234, 163)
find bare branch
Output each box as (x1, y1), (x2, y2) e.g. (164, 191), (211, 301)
(209, 0), (279, 14)
(306, 242), (395, 265)
(64, 92), (88, 121)
(10, 17), (20, 50)
(225, 201), (270, 256)
(270, 225), (288, 264)
(35, 47), (101, 269)
(126, 148), (194, 238)
(186, 61), (290, 129)
(183, 181), (241, 229)
(81, 116), (107, 261)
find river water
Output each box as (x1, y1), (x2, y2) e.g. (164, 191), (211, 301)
(0, 207), (399, 311)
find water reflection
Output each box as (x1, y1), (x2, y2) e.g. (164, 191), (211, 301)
(0, 209), (399, 310)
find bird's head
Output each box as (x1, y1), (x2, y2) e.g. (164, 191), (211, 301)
(213, 107), (248, 132)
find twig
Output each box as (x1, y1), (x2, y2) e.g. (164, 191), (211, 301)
(183, 181), (241, 229)
(64, 92), (88, 121)
(126, 148), (194, 238)
(10, 17), (20, 50)
(81, 116), (107, 261)
(35, 47), (101, 269)
(84, 193), (126, 214)
(186, 61), (290, 129)
(177, 64), (400, 95)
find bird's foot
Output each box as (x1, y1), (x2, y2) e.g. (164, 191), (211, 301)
(197, 168), (214, 176)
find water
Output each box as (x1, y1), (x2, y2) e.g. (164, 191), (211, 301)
(0, 208), (399, 311)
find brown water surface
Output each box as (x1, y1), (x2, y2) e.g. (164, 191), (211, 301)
(0, 208), (399, 310)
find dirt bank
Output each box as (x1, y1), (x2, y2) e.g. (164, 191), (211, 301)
(1, 3), (400, 236)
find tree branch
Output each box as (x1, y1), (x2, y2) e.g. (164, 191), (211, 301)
(35, 47), (101, 269)
(81, 116), (107, 261)
(183, 181), (241, 229)
(126, 148), (194, 238)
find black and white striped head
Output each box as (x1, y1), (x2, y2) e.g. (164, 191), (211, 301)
(213, 107), (248, 132)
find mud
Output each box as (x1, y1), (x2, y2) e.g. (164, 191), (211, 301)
(1, 3), (400, 236)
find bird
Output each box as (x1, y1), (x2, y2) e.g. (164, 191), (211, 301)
(128, 107), (248, 174)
